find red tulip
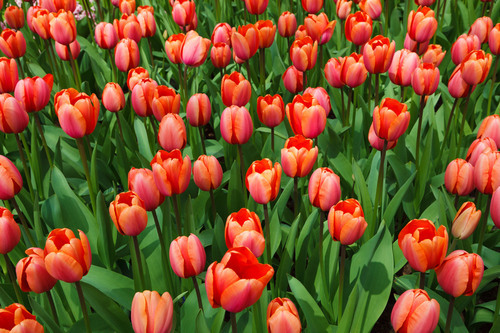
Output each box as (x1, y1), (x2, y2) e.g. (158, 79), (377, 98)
(286, 93), (326, 139)
(444, 159), (475, 196)
(282, 65), (303, 93)
(372, 98), (410, 142)
(246, 159), (282, 204)
(131, 78), (158, 117)
(221, 71), (251, 107)
(488, 23), (500, 55)
(477, 115), (500, 148)
(474, 151), (500, 194)
(31, 8), (51, 40)
(220, 105), (253, 145)
(404, 33), (429, 55)
(151, 85), (181, 121)
(94, 22), (118, 49)
(388, 49), (419, 87)
(301, 0), (323, 14)
(109, 191), (148, 236)
(165, 33), (185, 65)
(469, 16), (493, 44)
(211, 42), (231, 68)
(5, 6), (24, 30)
(54, 88), (100, 138)
(325, 53), (368, 88)
(0, 155), (22, 200)
(150, 149), (191, 197)
(0, 303), (44, 333)
(304, 13), (336, 45)
(231, 24), (260, 61)
(327, 198), (367, 245)
(180, 30), (211, 67)
(157, 113), (187, 151)
(278, 11), (297, 38)
(16, 247), (57, 294)
(192, 155), (223, 191)
(451, 202), (481, 240)
(255, 20), (276, 49)
(0, 57), (18, 93)
(466, 137), (497, 166)
(411, 62), (440, 96)
(0, 29), (26, 59)
(137, 6), (156, 38)
(407, 6), (437, 43)
(49, 9), (76, 45)
(0, 207), (21, 254)
(14, 74), (53, 113)
(212, 22), (232, 46)
(435, 250), (484, 297)
(308, 167), (341, 211)
(113, 14), (141, 44)
(359, 0), (382, 20)
(281, 135), (318, 178)
(362, 35), (395, 74)
(448, 66), (474, 99)
(131, 291), (173, 333)
(345, 11), (372, 45)
(491, 187), (500, 228)
(169, 234), (206, 278)
(0, 93), (29, 134)
(459, 50), (492, 86)
(290, 36), (318, 72)
(304, 87), (330, 115)
(119, 0), (136, 15)
(115, 38), (140, 72)
(128, 168), (165, 211)
(336, 0), (352, 20)
(267, 298), (302, 333)
(102, 82), (125, 113)
(368, 123), (398, 151)
(421, 44), (445, 67)
(127, 67), (149, 91)
(451, 34), (481, 65)
(40, 0), (76, 12)
(244, 0), (268, 15)
(257, 94), (285, 128)
(225, 208), (265, 257)
(55, 40), (80, 61)
(391, 289), (439, 333)
(186, 93), (211, 127)
(172, 0), (195, 29)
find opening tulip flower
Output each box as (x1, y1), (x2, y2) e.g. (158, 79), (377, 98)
(345, 11), (373, 46)
(267, 298), (302, 333)
(0, 58), (18, 94)
(169, 234), (206, 279)
(281, 135), (318, 178)
(290, 36), (318, 72)
(16, 247), (57, 294)
(451, 202), (481, 240)
(193, 155), (223, 192)
(286, 93), (326, 139)
(407, 6), (437, 43)
(308, 167), (341, 211)
(0, 207), (21, 254)
(444, 159), (475, 196)
(0, 155), (22, 200)
(180, 30), (211, 67)
(245, 159), (282, 205)
(150, 149), (191, 197)
(109, 191), (148, 236)
(131, 291), (173, 333)
(327, 199), (367, 245)
(0, 29), (26, 59)
(372, 98), (410, 142)
(225, 208), (265, 258)
(0, 303), (44, 333)
(231, 24), (259, 61)
(128, 168), (165, 211)
(391, 289), (440, 333)
(221, 71), (251, 107)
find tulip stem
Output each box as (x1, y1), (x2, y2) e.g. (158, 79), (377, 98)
(245, 61), (252, 88)
(346, 87), (353, 127)
(263, 203), (272, 266)
(191, 276), (203, 311)
(493, 282), (500, 328)
(271, 127), (275, 152)
(75, 281), (92, 333)
(149, 116), (158, 143)
(373, 140), (388, 236)
(340, 87), (345, 125)
(230, 312), (237, 333)
(208, 189), (216, 227)
(401, 86), (406, 103)
(487, 56), (498, 117)
(9, 198), (35, 246)
(178, 63), (183, 98)
(374, 73), (380, 107)
(456, 92), (471, 158)
(147, 37), (155, 76)
(14, 133), (34, 200)
(259, 49), (265, 94)
(107, 49), (117, 83)
(440, 0), (448, 22)
(151, 210), (168, 267)
(437, 98), (459, 164)
(237, 145), (247, 204)
(115, 113), (125, 143)
(46, 290), (60, 325)
(419, 271), (426, 290)
(3, 254), (22, 303)
(76, 138), (96, 213)
(15, 58), (25, 78)
(449, 237), (457, 254)
(67, 45), (81, 91)
(183, 65), (188, 103)
(172, 194), (182, 236)
(34, 114), (53, 168)
(444, 296), (455, 333)
(198, 126), (206, 155)
(384, 0), (389, 35)
(415, 95), (426, 168)
(132, 236), (146, 290)
(476, 197), (490, 256)
(293, 177), (299, 217)
(338, 244), (346, 323)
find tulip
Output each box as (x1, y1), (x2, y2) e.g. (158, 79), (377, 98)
(243, 0), (268, 15)
(16, 247), (57, 294)
(414, 0), (436, 4)
(388, 49), (419, 87)
(157, 113), (187, 151)
(14, 74), (53, 113)
(0, 93), (29, 134)
(491, 187), (500, 228)
(398, 219), (448, 272)
(407, 6), (437, 43)
(113, 14), (142, 44)
(336, 0), (352, 20)
(44, 228), (92, 283)
(362, 35), (395, 74)
(255, 20), (276, 49)
(127, 67), (149, 91)
(119, 0), (135, 15)
(102, 82), (125, 113)
(281, 135), (318, 178)
(137, 6), (156, 38)
(448, 66), (474, 99)
(5, 6), (24, 30)
(286, 93), (326, 139)
(267, 298), (302, 333)
(308, 167), (341, 211)
(0, 57), (18, 93)
(231, 24), (260, 61)
(445, 159), (475, 196)
(421, 44), (446, 67)
(301, 0), (323, 14)
(391, 289), (440, 333)
(404, 33), (429, 55)
(172, 0), (196, 29)
(488, 23), (500, 55)
(94, 22), (118, 49)
(459, 50), (492, 86)
(49, 10), (76, 45)
(206, 247), (274, 312)
(368, 123), (397, 151)
(31, 8), (51, 40)
(115, 38), (140, 72)
(372, 98), (410, 141)
(359, 0), (382, 20)
(257, 94), (285, 128)
(474, 151), (500, 194)
(131, 291), (173, 333)
(128, 168), (165, 211)
(221, 71), (251, 107)
(282, 66), (303, 93)
(27, 6), (41, 34)
(54, 88), (100, 138)
(212, 22), (232, 46)
(246, 159), (282, 205)
(304, 13), (336, 45)
(0, 304), (44, 333)
(165, 33), (185, 64)
(109, 191), (148, 236)
(151, 85), (181, 121)
(186, 93), (211, 127)
(451, 202), (481, 240)
(193, 155), (223, 191)
(466, 137), (497, 166)
(411, 62), (440, 96)
(150, 149), (191, 197)
(345, 11), (372, 46)
(0, 207), (21, 254)
(169, 234), (206, 278)
(0, 155), (22, 200)
(290, 36), (318, 72)
(211, 42), (231, 68)
(55, 40), (80, 61)
(220, 105), (253, 145)
(278, 11), (297, 38)
(41, 0), (77, 12)
(340, 53), (368, 88)
(451, 34), (481, 65)
(435, 250), (484, 297)
(0, 29), (26, 59)
(324, 57), (343, 88)
(469, 16), (493, 44)
(477, 115), (500, 148)
(180, 30), (211, 67)
(184, 12), (198, 32)
(225, 208), (265, 257)
(131, 78), (158, 117)
(327, 199), (367, 245)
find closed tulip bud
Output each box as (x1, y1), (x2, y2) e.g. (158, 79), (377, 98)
(152, 85), (181, 121)
(127, 67), (149, 91)
(404, 33), (429, 55)
(158, 113), (186, 151)
(304, 87), (330, 115)
(339, 53), (367, 88)
(165, 33), (185, 65)
(109, 191), (148, 236)
(54, 88), (100, 138)
(211, 42), (231, 68)
(286, 93), (326, 139)
(169, 234), (206, 278)
(294, 26), (307, 40)
(246, 159), (282, 204)
(14, 74), (53, 113)
(474, 151), (500, 194)
(186, 93), (211, 127)
(388, 49), (419, 87)
(411, 62), (440, 96)
(466, 137), (497, 166)
(290, 36), (318, 72)
(115, 38), (140, 72)
(0, 57), (18, 93)
(0, 304), (44, 333)
(0, 93), (28, 134)
(345, 11), (372, 46)
(460, 50), (492, 86)
(491, 187), (500, 228)
(281, 135), (318, 178)
(421, 44), (446, 67)
(16, 247), (57, 293)
(94, 22), (118, 49)
(448, 66), (473, 99)
(131, 291), (173, 333)
(225, 208), (265, 257)
(41, 0), (77, 12)
(362, 35), (396, 74)
(0, 29), (26, 59)
(308, 167), (341, 211)
(477, 115), (500, 147)
(212, 22), (232, 46)
(180, 30), (211, 67)
(55, 40), (80, 61)
(489, 23), (500, 55)
(206, 247), (274, 312)
(193, 155), (222, 191)
(324, 57), (343, 88)
(31, 8), (51, 40)
(44, 228), (91, 282)
(220, 106), (253, 145)
(336, 0), (352, 20)
(444, 159), (475, 196)
(231, 24), (260, 61)
(257, 94), (285, 128)
(398, 219), (448, 272)
(407, 6), (437, 43)
(27, 6), (41, 34)
(0, 155), (22, 200)
(244, 0), (269, 15)
(359, 0), (382, 20)
(113, 14), (142, 43)
(172, 0), (195, 29)
(150, 149), (191, 197)
(452, 202), (481, 240)
(128, 168), (164, 211)
(119, 0), (135, 15)
(435, 250), (484, 297)
(391, 289), (439, 333)
(137, 6), (156, 38)
(301, 0), (323, 14)
(267, 298), (302, 333)
(0, 207), (20, 254)
(328, 198), (367, 245)
(102, 82), (125, 113)
(221, 71), (251, 107)
(451, 34), (481, 65)
(304, 13), (336, 45)
(469, 16), (493, 44)
(49, 10), (76, 45)
(368, 123), (398, 151)
(278, 12), (297, 38)
(372, 98), (410, 141)
(282, 65), (303, 93)
(131, 78), (158, 117)
(255, 20), (276, 49)
(5, 6), (24, 30)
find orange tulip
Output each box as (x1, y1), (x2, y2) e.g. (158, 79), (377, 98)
(398, 219), (448, 272)
(451, 34), (481, 65)
(301, 0), (323, 14)
(150, 149), (191, 197)
(282, 65), (303, 93)
(211, 42), (231, 68)
(444, 159), (475, 196)
(128, 168), (165, 211)
(113, 13), (141, 44)
(31, 8), (51, 40)
(54, 88), (100, 138)
(14, 74), (53, 113)
(345, 11), (372, 46)
(459, 50), (492, 86)
(362, 35), (395, 74)
(372, 98), (410, 142)
(127, 67), (149, 91)
(488, 23), (500, 55)
(0, 303), (44, 333)
(151, 85), (181, 121)
(469, 16), (493, 44)
(435, 250), (484, 297)
(137, 6), (156, 38)
(281, 135), (318, 178)
(368, 123), (397, 151)
(448, 65), (474, 99)
(0, 93), (29, 134)
(0, 207), (21, 254)
(246, 159), (282, 205)
(407, 6), (437, 43)
(40, 0), (76, 12)
(477, 115), (500, 148)
(451, 202), (481, 240)
(119, 0), (135, 15)
(231, 24), (260, 61)
(94, 22), (118, 49)
(16, 247), (57, 294)
(286, 93), (326, 139)
(221, 71), (251, 107)
(411, 62), (440, 96)
(388, 49), (419, 87)
(102, 82), (125, 113)
(115, 38), (140, 72)
(220, 105), (253, 145)
(304, 87), (330, 115)
(212, 22), (232, 46)
(172, 0), (196, 29)
(267, 298), (302, 333)
(466, 137), (497, 166)
(491, 187), (500, 228)
(49, 9), (76, 45)
(192, 155), (223, 191)
(157, 113), (187, 151)
(404, 32), (429, 55)
(44, 228), (92, 283)
(180, 30), (211, 67)
(225, 208), (265, 257)
(164, 33), (185, 65)
(290, 36), (317, 72)
(278, 11), (297, 38)
(109, 191), (148, 236)
(0, 155), (22, 200)
(327, 198), (367, 245)
(0, 57), (18, 93)
(206, 247), (274, 312)
(391, 289), (439, 333)
(131, 78), (158, 117)
(308, 167), (341, 211)
(474, 151), (500, 194)
(131, 291), (173, 333)
(336, 0), (352, 20)
(55, 40), (80, 61)
(169, 234), (206, 278)
(304, 13), (336, 45)
(255, 20), (276, 49)
(186, 93), (211, 127)
(257, 94), (285, 128)
(0, 29), (26, 59)
(5, 6), (24, 30)
(325, 53), (368, 89)
(359, 0), (382, 20)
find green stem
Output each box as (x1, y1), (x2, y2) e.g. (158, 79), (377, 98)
(476, 197), (490, 256)
(192, 276), (203, 311)
(151, 209), (175, 293)
(132, 236), (145, 290)
(115, 113), (125, 144)
(3, 253), (22, 303)
(34, 114), (53, 168)
(340, 87), (345, 125)
(437, 98), (459, 163)
(14, 133), (34, 199)
(245, 61), (252, 88)
(338, 244), (346, 323)
(415, 95), (426, 168)
(401, 86), (405, 103)
(172, 194), (182, 236)
(263, 203), (271, 266)
(198, 126), (206, 155)
(444, 296), (455, 333)
(67, 45), (81, 91)
(373, 140), (388, 235)
(75, 281), (92, 333)
(237, 144), (247, 204)
(449, 237), (457, 254)
(10, 198), (35, 246)
(419, 271), (426, 290)
(374, 73), (380, 107)
(487, 56), (498, 117)
(493, 282), (500, 328)
(346, 87), (353, 127)
(384, 0), (389, 36)
(147, 37), (155, 76)
(107, 49), (117, 83)
(15, 58), (25, 78)
(271, 127), (274, 152)
(456, 92), (471, 157)
(76, 138), (96, 213)
(46, 290), (59, 325)
(259, 49), (265, 94)
(231, 312), (237, 333)
(209, 189), (216, 227)
(293, 177), (299, 217)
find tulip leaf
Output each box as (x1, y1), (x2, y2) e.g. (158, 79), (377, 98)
(276, 213), (301, 294)
(352, 160), (374, 238)
(295, 209), (319, 282)
(196, 308), (211, 333)
(383, 172), (416, 230)
(338, 284), (359, 333)
(393, 240), (407, 273)
(227, 161), (245, 213)
(78, 36), (111, 90)
(29, 296), (64, 333)
(96, 192), (115, 269)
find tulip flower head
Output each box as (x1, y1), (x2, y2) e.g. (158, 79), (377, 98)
(0, 207), (21, 254)
(244, 0), (269, 15)
(158, 113), (187, 151)
(451, 34), (481, 65)
(115, 38), (140, 72)
(131, 291), (173, 333)
(474, 151), (500, 194)
(0, 155), (22, 200)
(372, 98), (410, 142)
(469, 16), (493, 44)
(488, 23), (500, 55)
(327, 199), (367, 245)
(180, 30), (211, 67)
(282, 65), (303, 93)
(286, 93), (326, 139)
(421, 44), (446, 67)
(362, 35), (396, 74)
(31, 8), (51, 40)
(444, 159), (475, 196)
(5, 6), (25, 30)
(278, 11), (297, 38)
(137, 6), (156, 38)
(345, 11), (373, 46)
(451, 202), (481, 240)
(411, 62), (440, 96)
(368, 123), (398, 151)
(169, 234), (206, 278)
(0, 29), (26, 59)
(16, 247), (58, 294)
(281, 135), (318, 178)
(359, 0), (382, 20)
(336, 0), (352, 20)
(246, 159), (282, 205)
(193, 155), (223, 191)
(257, 94), (285, 128)
(448, 65), (474, 99)
(55, 40), (80, 61)
(212, 22), (232, 46)
(301, 0), (324, 14)
(150, 149), (191, 197)
(131, 78), (158, 117)
(95, 22), (119, 49)
(290, 36), (318, 72)
(128, 168), (165, 211)
(0, 57), (18, 93)
(231, 24), (260, 61)
(0, 93), (29, 134)
(114, 14), (142, 43)
(255, 20), (276, 49)
(267, 298), (302, 333)
(407, 6), (437, 43)
(466, 137), (497, 166)
(151, 85), (181, 121)
(304, 87), (330, 115)
(0, 303), (44, 333)
(102, 82), (125, 113)
(304, 13), (336, 45)
(221, 71), (251, 107)
(308, 167), (341, 211)
(172, 0), (196, 29)
(225, 208), (265, 257)
(388, 49), (419, 87)
(49, 9), (77, 45)
(220, 105), (253, 145)
(391, 289), (440, 333)
(165, 33), (185, 65)
(109, 191), (148, 236)
(435, 250), (484, 297)
(477, 115), (500, 148)
(211, 42), (231, 68)
(491, 187), (500, 228)
(186, 93), (211, 127)
(459, 50), (492, 86)
(127, 67), (149, 91)
(14, 74), (53, 113)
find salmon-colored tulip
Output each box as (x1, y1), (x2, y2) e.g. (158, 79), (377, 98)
(336, 0), (352, 20)
(304, 88), (329, 116)
(102, 82), (125, 113)
(281, 135), (318, 178)
(0, 58), (18, 93)
(398, 219), (448, 272)
(448, 66), (474, 99)
(404, 33), (429, 55)
(137, 6), (156, 38)
(0, 93), (28, 134)
(327, 198), (367, 245)
(444, 159), (475, 196)
(282, 65), (303, 93)
(186, 93), (211, 127)
(231, 24), (260, 61)
(49, 10), (76, 45)
(267, 298), (302, 333)
(0, 207), (20, 254)
(115, 38), (140, 72)
(301, 0), (323, 14)
(0, 303), (44, 333)
(109, 191), (148, 236)
(180, 30), (211, 67)
(165, 33), (185, 65)
(362, 35), (395, 74)
(286, 93), (326, 139)
(152, 85), (181, 121)
(491, 187), (500, 228)
(451, 34), (481, 65)
(55, 40), (80, 61)
(131, 78), (157, 117)
(40, 0), (77, 12)
(359, 0), (382, 20)
(391, 289), (439, 333)
(44, 228), (92, 283)
(451, 202), (481, 240)
(157, 113), (186, 151)
(459, 50), (492, 86)
(290, 36), (317, 72)
(128, 168), (164, 211)
(31, 8), (51, 40)
(211, 42), (231, 68)
(466, 137), (497, 166)
(221, 71), (251, 107)
(255, 20), (276, 49)
(212, 22), (232, 46)
(244, 0), (268, 15)
(368, 123), (398, 151)
(54, 88), (100, 138)
(119, 0), (135, 15)
(169, 234), (206, 278)
(388, 49), (419, 87)
(345, 11), (372, 45)
(246, 159), (282, 204)
(294, 26), (308, 40)
(308, 167), (341, 211)
(488, 23), (500, 55)
(334, 53), (368, 88)
(16, 247), (57, 294)
(304, 13), (336, 45)
(205, 247), (274, 312)
(94, 22), (118, 49)
(372, 98), (410, 142)
(0, 155), (22, 200)
(27, 6), (41, 34)
(131, 291), (173, 333)
(113, 13), (141, 43)
(324, 57), (343, 88)
(411, 62), (440, 96)
(225, 208), (265, 257)
(407, 6), (437, 43)
(220, 105), (253, 145)
(14, 74), (53, 113)
(278, 11), (297, 38)
(469, 16), (493, 44)
(477, 115), (500, 148)
(474, 151), (500, 194)
(193, 155), (222, 191)
(257, 94), (285, 128)
(172, 0), (195, 29)
(127, 67), (149, 91)
(5, 6), (24, 30)
(421, 44), (445, 67)
(0, 29), (26, 59)
(435, 250), (484, 297)
(150, 149), (191, 197)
